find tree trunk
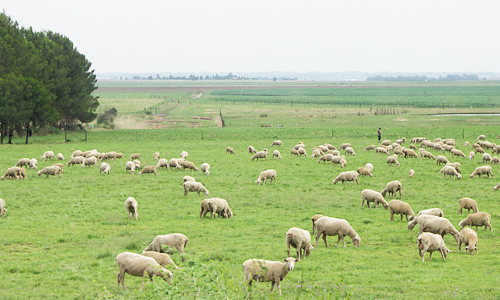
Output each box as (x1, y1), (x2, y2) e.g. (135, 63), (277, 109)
(25, 122), (30, 144)
(8, 129), (13, 144)
(0, 129), (4, 144)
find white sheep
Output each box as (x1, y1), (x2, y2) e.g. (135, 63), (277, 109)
(469, 166), (494, 178)
(153, 151), (160, 160)
(41, 151), (54, 161)
(100, 162), (111, 175)
(273, 150), (282, 160)
(409, 169), (415, 178)
(183, 181), (209, 196)
(0, 198), (6, 218)
(156, 159), (169, 170)
(440, 166), (461, 180)
(270, 140), (282, 147)
(15, 158), (30, 168)
(226, 147), (235, 154)
(361, 189), (389, 209)
(445, 162), (461, 174)
(168, 158), (182, 169)
(125, 197), (139, 220)
(344, 147), (356, 156)
(67, 156), (84, 167)
(255, 169), (277, 185)
(365, 163), (374, 172)
(417, 233), (451, 262)
(82, 157), (98, 168)
(459, 212), (492, 231)
(332, 171), (358, 185)
(468, 151), (475, 160)
(458, 228), (478, 255)
(298, 147), (307, 156)
(116, 252), (173, 290)
(200, 163), (210, 175)
(375, 146), (390, 155)
(242, 258), (298, 296)
(494, 182), (500, 191)
(314, 217), (360, 248)
(252, 151), (268, 161)
(183, 176), (196, 183)
(364, 145), (376, 152)
(458, 197), (478, 214)
(181, 160), (198, 171)
(408, 208), (443, 221)
(125, 161), (136, 174)
(311, 214), (327, 235)
(1, 167), (21, 180)
(37, 166), (62, 178)
(129, 153), (140, 160)
(381, 180), (402, 199)
(139, 165), (158, 175)
(410, 215), (460, 243)
(286, 227), (314, 260)
(450, 149), (466, 158)
(57, 153), (65, 160)
(388, 200), (415, 221)
(142, 233), (189, 258)
(207, 198), (233, 219)
(181, 151), (188, 159)
(318, 154), (334, 164)
(29, 158), (38, 169)
(356, 167), (372, 177)
(142, 251), (180, 270)
(248, 146), (257, 154)
(386, 156), (400, 166)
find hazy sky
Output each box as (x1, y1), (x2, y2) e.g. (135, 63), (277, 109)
(3, 1), (499, 74)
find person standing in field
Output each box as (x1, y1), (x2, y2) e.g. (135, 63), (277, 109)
(377, 127), (381, 142)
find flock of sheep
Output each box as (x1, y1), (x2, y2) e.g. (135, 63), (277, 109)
(1, 133), (499, 294)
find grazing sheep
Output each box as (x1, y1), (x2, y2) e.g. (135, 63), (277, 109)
(37, 166), (62, 178)
(199, 163), (210, 175)
(315, 217), (360, 248)
(312, 214), (326, 235)
(273, 150), (282, 160)
(450, 149), (466, 158)
(344, 147), (356, 156)
(386, 156), (400, 166)
(316, 145), (328, 153)
(440, 166), (462, 180)
(286, 227), (314, 260)
(125, 161), (136, 174)
(17, 167), (27, 179)
(356, 167), (372, 177)
(459, 212), (492, 231)
(1, 167), (21, 180)
(181, 151), (188, 159)
(248, 146), (257, 154)
(494, 182), (500, 191)
(458, 197), (478, 214)
(116, 153), (124, 159)
(129, 153), (140, 160)
(207, 198), (233, 219)
(332, 171), (358, 185)
(71, 150), (82, 157)
(409, 144), (417, 150)
(361, 189), (389, 209)
(477, 134), (486, 141)
(445, 162), (461, 174)
(332, 150), (340, 156)
(433, 143), (445, 153)
(364, 145), (376, 152)
(153, 151), (160, 160)
(381, 180), (402, 199)
(242, 258), (298, 296)
(468, 151), (475, 160)
(15, 158), (30, 168)
(270, 140), (282, 147)
(420, 151), (435, 160)
(404, 149), (418, 158)
(475, 147), (485, 154)
(290, 148), (300, 156)
(311, 149), (322, 159)
(469, 166), (494, 179)
(142, 251), (180, 270)
(252, 151), (268, 161)
(57, 153), (65, 160)
(375, 146), (390, 155)
(394, 148), (405, 156)
(381, 140), (391, 146)
(0, 198), (6, 218)
(41, 151), (54, 161)
(297, 147), (307, 156)
(409, 169), (415, 178)
(255, 169), (277, 185)
(226, 147), (235, 154)
(168, 158), (182, 169)
(410, 215), (460, 243)
(324, 143), (336, 150)
(408, 208), (443, 222)
(183, 176), (196, 184)
(143, 233), (189, 257)
(417, 233), (451, 262)
(482, 153), (493, 164)
(116, 252), (173, 290)
(199, 199), (210, 218)
(443, 145), (455, 153)
(67, 156), (84, 166)
(156, 159), (169, 170)
(436, 155), (449, 165)
(459, 228), (478, 255)
(139, 165), (157, 175)
(99, 162), (110, 175)
(365, 163), (374, 172)
(181, 161), (199, 172)
(388, 200), (415, 221)
(29, 158), (38, 169)
(318, 154), (334, 164)
(125, 197), (139, 220)
(82, 157), (98, 168)
(492, 156), (500, 164)
(183, 181), (209, 196)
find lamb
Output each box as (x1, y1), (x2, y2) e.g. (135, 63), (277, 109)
(129, 153), (140, 160)
(458, 197), (478, 214)
(440, 166), (462, 180)
(482, 153), (493, 163)
(125, 161), (136, 173)
(445, 162), (461, 174)
(51, 163), (64, 174)
(226, 147), (235, 154)
(356, 167), (372, 177)
(57, 153), (65, 160)
(381, 180), (402, 199)
(248, 146), (257, 154)
(286, 227), (314, 260)
(436, 155), (449, 165)
(298, 147), (307, 156)
(394, 148), (405, 156)
(450, 149), (466, 158)
(458, 228), (478, 255)
(365, 163), (374, 172)
(181, 151), (188, 159)
(316, 145), (328, 152)
(1, 167), (21, 180)
(409, 215), (460, 243)
(67, 156), (84, 166)
(168, 158), (182, 169)
(242, 258), (298, 296)
(408, 208), (443, 221)
(100, 162), (111, 175)
(290, 148), (300, 156)
(332, 150), (340, 156)
(71, 150), (82, 157)
(270, 140), (282, 147)
(139, 165), (157, 175)
(315, 217), (360, 248)
(15, 158), (30, 168)
(37, 166), (62, 178)
(364, 145), (376, 152)
(388, 200), (415, 221)
(125, 197), (139, 220)
(433, 143), (444, 153)
(156, 159), (169, 170)
(142, 233), (189, 257)
(116, 153), (124, 159)
(492, 156), (500, 164)
(142, 251), (180, 270)
(0, 198), (6, 217)
(207, 198), (233, 219)
(344, 147), (356, 156)
(181, 161), (199, 171)
(311, 214), (326, 234)
(409, 169), (415, 178)
(465, 141), (470, 147)
(468, 151), (475, 160)
(183, 175), (196, 183)
(29, 158), (38, 169)
(386, 155), (400, 166)
(417, 233), (451, 262)
(469, 166), (494, 178)
(273, 150), (282, 160)
(153, 151), (160, 160)
(255, 169), (277, 185)
(41, 151), (54, 161)
(375, 146), (390, 155)
(420, 150), (435, 160)
(252, 151), (268, 161)
(324, 143), (336, 150)
(82, 157), (98, 168)
(17, 167), (27, 179)
(183, 181), (209, 196)
(361, 189), (389, 209)
(332, 171), (358, 185)
(116, 252), (173, 290)
(404, 149), (418, 158)
(459, 212), (492, 231)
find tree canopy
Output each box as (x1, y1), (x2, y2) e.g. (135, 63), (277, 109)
(0, 11), (99, 144)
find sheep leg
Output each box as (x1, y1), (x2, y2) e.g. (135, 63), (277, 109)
(287, 241), (290, 257)
(458, 240), (462, 253)
(421, 246), (428, 262)
(322, 233), (329, 247)
(270, 280), (275, 293)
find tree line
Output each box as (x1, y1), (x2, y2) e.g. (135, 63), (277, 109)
(0, 12), (99, 144)
(367, 74), (479, 82)
(127, 73), (298, 81)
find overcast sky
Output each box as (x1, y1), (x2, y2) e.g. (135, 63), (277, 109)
(3, 1), (499, 74)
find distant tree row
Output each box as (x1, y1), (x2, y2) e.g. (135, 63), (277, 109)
(128, 73), (298, 81)
(367, 74), (479, 82)
(0, 12), (99, 144)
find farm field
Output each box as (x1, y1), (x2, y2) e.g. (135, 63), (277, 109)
(1, 126), (500, 299)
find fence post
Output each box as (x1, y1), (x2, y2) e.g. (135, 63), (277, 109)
(201, 131), (203, 140)
(85, 131), (88, 141)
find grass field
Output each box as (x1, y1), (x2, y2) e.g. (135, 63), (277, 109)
(2, 81), (500, 299)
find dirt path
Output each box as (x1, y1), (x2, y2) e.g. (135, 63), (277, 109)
(114, 114), (167, 129)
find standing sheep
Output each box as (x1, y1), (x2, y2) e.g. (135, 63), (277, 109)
(270, 140), (282, 147)
(311, 214), (326, 235)
(361, 189), (389, 209)
(458, 228), (478, 255)
(242, 258), (298, 296)
(290, 148), (300, 156)
(139, 165), (157, 175)
(37, 166), (62, 178)
(183, 181), (209, 196)
(388, 200), (415, 221)
(252, 151), (268, 161)
(344, 147), (356, 156)
(67, 156), (84, 167)
(386, 156), (400, 166)
(364, 145), (376, 152)
(381, 180), (402, 199)
(156, 159), (169, 170)
(15, 158), (30, 168)
(1, 167), (21, 180)
(142, 251), (180, 270)
(125, 161), (136, 174)
(315, 217), (360, 248)
(409, 169), (415, 178)
(207, 198), (233, 219)
(417, 233), (451, 262)
(142, 233), (189, 257)
(0, 198), (6, 218)
(468, 151), (475, 160)
(29, 158), (38, 169)
(469, 166), (494, 179)
(255, 169), (277, 185)
(365, 163), (374, 172)
(200, 163), (210, 175)
(125, 197), (139, 220)
(199, 199), (210, 218)
(436, 155), (449, 165)
(168, 158), (182, 170)
(332, 171), (359, 185)
(153, 151), (160, 160)
(82, 157), (98, 168)
(408, 208), (443, 221)
(129, 153), (140, 160)
(41, 151), (54, 161)
(451, 149), (466, 158)
(273, 150), (282, 160)
(100, 162), (111, 175)
(482, 153), (493, 164)
(458, 197), (478, 214)
(226, 147), (235, 154)
(411, 215), (460, 243)
(356, 167), (373, 177)
(440, 166), (462, 180)
(116, 252), (173, 290)
(181, 151), (188, 159)
(248, 146), (257, 154)
(286, 227), (314, 260)
(181, 161), (198, 171)
(459, 212), (492, 231)
(57, 153), (65, 160)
